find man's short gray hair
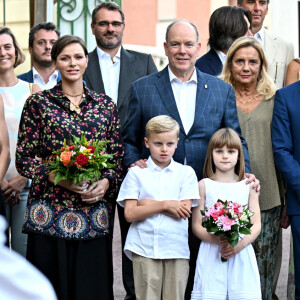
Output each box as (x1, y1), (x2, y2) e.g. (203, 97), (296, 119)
(237, 0), (269, 4)
(165, 20), (199, 43)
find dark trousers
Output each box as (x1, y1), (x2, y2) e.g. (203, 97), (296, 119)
(27, 233), (114, 300)
(290, 216), (300, 300)
(117, 204), (136, 300)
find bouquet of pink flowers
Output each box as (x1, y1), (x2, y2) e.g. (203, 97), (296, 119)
(47, 135), (115, 186)
(201, 199), (254, 262)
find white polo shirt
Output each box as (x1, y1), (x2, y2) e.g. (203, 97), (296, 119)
(117, 157), (200, 260)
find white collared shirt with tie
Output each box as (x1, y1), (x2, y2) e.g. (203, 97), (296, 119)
(168, 67), (197, 135)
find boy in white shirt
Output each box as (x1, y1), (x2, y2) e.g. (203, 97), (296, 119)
(117, 115), (200, 300)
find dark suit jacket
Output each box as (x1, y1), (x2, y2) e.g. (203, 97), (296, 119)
(195, 49), (223, 76)
(17, 69), (61, 83)
(83, 46), (158, 126)
(122, 66), (250, 180)
(272, 81), (300, 215)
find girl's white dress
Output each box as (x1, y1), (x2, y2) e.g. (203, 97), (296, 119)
(191, 179), (261, 300)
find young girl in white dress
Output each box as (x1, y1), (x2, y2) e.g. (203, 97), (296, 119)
(191, 128), (262, 300)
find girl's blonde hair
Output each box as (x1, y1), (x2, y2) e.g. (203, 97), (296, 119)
(221, 36), (276, 99)
(203, 128), (245, 181)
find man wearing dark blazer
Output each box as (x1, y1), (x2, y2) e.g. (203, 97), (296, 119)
(83, 3), (157, 300)
(272, 82), (300, 299)
(83, 3), (157, 126)
(195, 6), (252, 76)
(18, 22), (61, 88)
(122, 20), (257, 299)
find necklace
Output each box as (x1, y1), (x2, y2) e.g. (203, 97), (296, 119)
(64, 91), (84, 97)
(63, 90), (85, 114)
(236, 93), (260, 104)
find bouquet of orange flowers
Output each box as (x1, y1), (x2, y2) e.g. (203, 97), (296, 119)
(47, 135), (115, 185)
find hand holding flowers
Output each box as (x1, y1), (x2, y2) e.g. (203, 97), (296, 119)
(201, 199), (254, 262)
(47, 135), (115, 201)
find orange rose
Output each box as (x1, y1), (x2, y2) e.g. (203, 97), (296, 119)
(60, 151), (72, 166)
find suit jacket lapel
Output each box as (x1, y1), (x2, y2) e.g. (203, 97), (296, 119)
(264, 30), (277, 65)
(86, 48), (105, 94)
(188, 69), (211, 136)
(118, 47), (136, 108)
(155, 67), (185, 131)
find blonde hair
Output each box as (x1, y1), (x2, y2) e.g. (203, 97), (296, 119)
(221, 36), (276, 99)
(145, 115), (180, 138)
(203, 128), (245, 181)
(0, 26), (25, 68)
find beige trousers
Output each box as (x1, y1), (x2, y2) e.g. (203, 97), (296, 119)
(132, 253), (189, 300)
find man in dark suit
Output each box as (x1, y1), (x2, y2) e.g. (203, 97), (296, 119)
(196, 6), (252, 76)
(272, 82), (300, 299)
(18, 22), (61, 88)
(83, 2), (157, 126)
(122, 20), (258, 299)
(83, 3), (157, 300)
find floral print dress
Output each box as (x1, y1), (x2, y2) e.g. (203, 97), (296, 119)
(16, 83), (123, 240)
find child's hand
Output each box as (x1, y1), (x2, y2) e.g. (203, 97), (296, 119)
(164, 200), (191, 220)
(219, 237), (240, 259)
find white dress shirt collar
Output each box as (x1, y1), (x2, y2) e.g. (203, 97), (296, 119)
(167, 66), (198, 84)
(167, 66), (197, 136)
(96, 46), (121, 103)
(254, 27), (265, 47)
(32, 67), (58, 90)
(147, 156), (176, 172)
(96, 46), (121, 62)
(216, 50), (227, 66)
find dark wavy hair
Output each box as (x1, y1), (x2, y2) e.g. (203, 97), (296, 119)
(208, 6), (252, 51)
(29, 22), (60, 47)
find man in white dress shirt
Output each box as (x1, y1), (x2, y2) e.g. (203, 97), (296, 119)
(18, 22), (61, 89)
(237, 0), (294, 88)
(83, 3), (157, 300)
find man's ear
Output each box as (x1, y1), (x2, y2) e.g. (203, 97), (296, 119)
(91, 23), (95, 35)
(29, 46), (33, 55)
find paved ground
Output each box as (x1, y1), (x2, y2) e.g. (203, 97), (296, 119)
(112, 211), (291, 300)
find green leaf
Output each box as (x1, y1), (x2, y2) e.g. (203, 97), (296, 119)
(214, 231), (225, 236)
(230, 231), (239, 242)
(229, 238), (239, 248)
(54, 172), (67, 185)
(239, 228), (251, 235)
(231, 224), (239, 231)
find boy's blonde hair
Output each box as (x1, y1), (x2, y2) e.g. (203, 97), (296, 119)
(145, 115), (180, 138)
(203, 128), (245, 181)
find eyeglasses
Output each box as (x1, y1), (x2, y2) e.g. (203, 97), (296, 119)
(95, 21), (124, 28)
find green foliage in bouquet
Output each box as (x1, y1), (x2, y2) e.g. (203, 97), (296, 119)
(201, 199), (254, 262)
(47, 135), (115, 185)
